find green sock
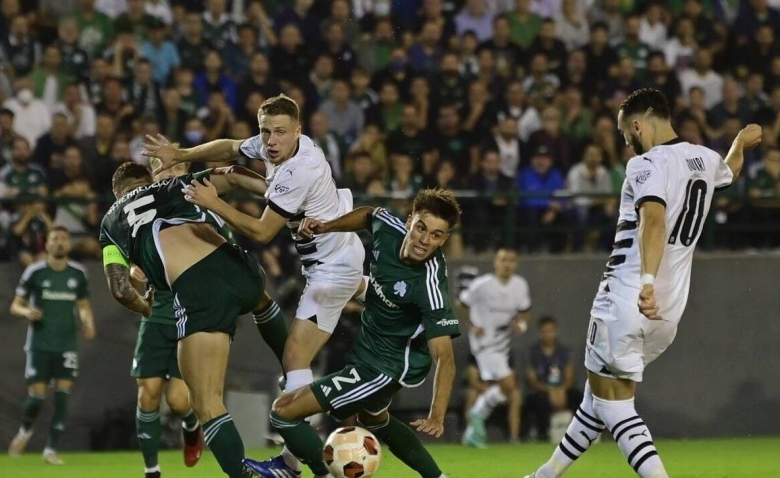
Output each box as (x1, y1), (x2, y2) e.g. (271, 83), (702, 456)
(359, 415), (443, 478)
(203, 414), (252, 478)
(46, 390), (70, 450)
(136, 407), (162, 469)
(253, 300), (288, 368)
(180, 409), (200, 431)
(269, 410), (330, 476)
(22, 394), (45, 431)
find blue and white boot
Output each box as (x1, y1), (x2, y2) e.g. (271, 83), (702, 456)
(243, 455), (301, 478)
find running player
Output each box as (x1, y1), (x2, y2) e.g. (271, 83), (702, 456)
(244, 189), (461, 478)
(525, 89), (762, 478)
(460, 248), (531, 447)
(100, 162), (273, 478)
(143, 94), (365, 475)
(8, 226), (96, 465)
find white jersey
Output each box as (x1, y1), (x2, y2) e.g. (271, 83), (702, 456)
(460, 274), (531, 355)
(594, 138), (733, 324)
(239, 134), (355, 264)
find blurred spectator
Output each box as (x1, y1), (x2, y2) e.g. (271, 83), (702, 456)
(408, 76), (432, 131)
(243, 0), (277, 50)
(106, 28), (142, 80)
(55, 18), (89, 81)
(679, 48), (724, 110)
(458, 31), (481, 79)
(305, 54), (336, 105)
(3, 79), (51, 148)
(320, 79), (364, 144)
(583, 22), (618, 93)
(181, 117), (207, 149)
(177, 11), (213, 73)
(528, 20), (567, 77)
(461, 79), (492, 145)
(8, 198), (53, 267)
(663, 16), (696, 73)
(55, 83), (96, 139)
(517, 146), (566, 253)
(433, 53), (469, 110)
(528, 106), (574, 172)
(559, 86), (593, 146)
(141, 18), (181, 85)
(709, 78), (752, 129)
(273, 0), (320, 47)
(145, 0), (173, 25)
(238, 52), (282, 103)
(455, 0), (495, 43)
(269, 23), (310, 85)
(321, 22), (356, 80)
(31, 45), (73, 113)
(496, 80), (542, 142)
(684, 0), (721, 49)
(432, 103), (471, 176)
(51, 146), (101, 258)
(0, 136), (47, 198)
(340, 150), (380, 193)
(130, 116), (161, 164)
(747, 147), (780, 248)
(74, 0), (114, 59)
(732, 0), (780, 46)
(522, 316), (579, 442)
(236, 91), (264, 136)
(737, 24), (779, 80)
(371, 47), (412, 98)
(567, 143), (615, 251)
(354, 17), (395, 74)
(508, 0), (542, 49)
(79, 112), (116, 194)
(415, 0), (456, 41)
(409, 20), (445, 75)
(96, 77), (134, 135)
(386, 151), (423, 215)
(126, 59), (163, 118)
(0, 108), (17, 163)
(34, 112), (77, 188)
(2, 15), (41, 78)
(615, 15), (651, 79)
(370, 81), (404, 134)
(194, 50), (238, 112)
(589, 0), (624, 43)
(561, 49), (594, 101)
(172, 68), (198, 115)
(553, 0), (589, 52)
(523, 53), (561, 108)
(95, 0), (128, 20)
(603, 57), (641, 114)
(426, 158), (463, 191)
(115, 0), (156, 40)
(348, 123), (387, 177)
(466, 149), (514, 251)
(159, 88), (187, 143)
(350, 68), (379, 118)
(309, 111), (343, 181)
(644, 52), (683, 113)
(320, 0), (359, 45)
(224, 23), (259, 80)
(386, 104), (429, 165)
(639, 2), (667, 51)
(83, 57), (110, 105)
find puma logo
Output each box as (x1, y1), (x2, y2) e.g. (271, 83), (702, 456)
(579, 431), (596, 446)
(629, 430), (648, 440)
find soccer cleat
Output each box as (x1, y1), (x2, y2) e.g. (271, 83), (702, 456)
(461, 426), (487, 449)
(182, 425), (203, 467)
(467, 411), (487, 441)
(243, 455), (301, 478)
(42, 448), (64, 465)
(145, 473), (161, 478)
(8, 428), (33, 457)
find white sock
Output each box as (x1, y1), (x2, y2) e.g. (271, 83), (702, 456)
(43, 446), (56, 455)
(471, 385), (507, 420)
(534, 381), (604, 478)
(592, 396), (668, 478)
(145, 464), (161, 473)
(285, 369), (314, 392)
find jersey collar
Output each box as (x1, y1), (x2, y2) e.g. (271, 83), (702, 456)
(660, 137), (683, 146)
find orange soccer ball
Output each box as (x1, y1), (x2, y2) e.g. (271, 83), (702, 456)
(322, 426), (382, 478)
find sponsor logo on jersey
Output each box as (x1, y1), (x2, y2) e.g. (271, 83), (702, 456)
(393, 281), (407, 297)
(436, 318), (459, 327)
(320, 385), (332, 397)
(369, 274), (399, 309)
(274, 183), (290, 194)
(41, 290), (77, 301)
(42, 280), (51, 288)
(372, 250), (380, 261)
(634, 170), (652, 184)
(67, 278), (78, 289)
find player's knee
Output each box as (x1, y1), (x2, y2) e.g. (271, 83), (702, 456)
(165, 389), (190, 415)
(271, 393), (296, 419)
(137, 386), (163, 411)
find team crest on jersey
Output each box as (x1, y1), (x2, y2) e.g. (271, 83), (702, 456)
(393, 281), (407, 297)
(67, 278), (78, 289)
(634, 170), (652, 184)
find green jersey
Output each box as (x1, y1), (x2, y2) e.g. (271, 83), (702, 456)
(348, 208), (461, 387)
(16, 260), (89, 352)
(1, 163), (46, 196)
(99, 170), (223, 293)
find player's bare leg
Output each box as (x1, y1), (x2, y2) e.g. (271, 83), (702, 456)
(42, 379), (73, 465)
(464, 374), (519, 446)
(166, 378), (203, 468)
(9, 382), (47, 457)
(179, 332), (250, 478)
(358, 409), (448, 478)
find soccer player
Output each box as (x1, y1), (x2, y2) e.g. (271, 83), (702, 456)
(8, 226), (96, 465)
(100, 162), (275, 478)
(525, 89), (762, 478)
(143, 94), (366, 474)
(243, 189), (461, 478)
(459, 248), (531, 447)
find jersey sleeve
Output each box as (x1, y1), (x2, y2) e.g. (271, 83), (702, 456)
(238, 135), (264, 159)
(516, 277), (532, 312)
(419, 256), (461, 341)
(15, 265), (36, 299)
(99, 214), (131, 266)
(626, 155), (669, 209)
(370, 207), (407, 236)
(714, 154), (734, 190)
(265, 168), (312, 218)
(77, 270), (89, 299)
(458, 275), (483, 308)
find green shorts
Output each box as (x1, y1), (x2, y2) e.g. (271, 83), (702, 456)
(171, 243), (265, 339)
(25, 350), (78, 384)
(311, 363), (401, 421)
(131, 321), (181, 379)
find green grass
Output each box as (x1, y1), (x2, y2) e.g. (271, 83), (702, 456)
(2, 438), (779, 477)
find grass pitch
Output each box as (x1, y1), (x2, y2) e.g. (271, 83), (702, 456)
(2, 438), (778, 477)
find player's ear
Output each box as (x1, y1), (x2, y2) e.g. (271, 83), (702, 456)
(405, 215), (412, 229)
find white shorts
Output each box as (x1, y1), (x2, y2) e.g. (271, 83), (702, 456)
(473, 350), (513, 382)
(295, 233), (365, 334)
(584, 280), (678, 383)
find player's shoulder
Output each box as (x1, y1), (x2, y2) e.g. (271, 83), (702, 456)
(21, 260), (48, 280)
(510, 274), (530, 289)
(291, 135), (326, 165)
(372, 207), (407, 236)
(0, 163), (12, 179)
(66, 260), (89, 278)
(470, 274), (495, 289)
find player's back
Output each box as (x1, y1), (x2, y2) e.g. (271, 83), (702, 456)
(603, 139), (733, 323)
(100, 171), (217, 291)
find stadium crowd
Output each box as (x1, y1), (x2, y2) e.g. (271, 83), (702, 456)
(2, 0), (780, 267)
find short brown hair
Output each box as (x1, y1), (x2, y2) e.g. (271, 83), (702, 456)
(412, 188), (462, 229)
(49, 225), (70, 236)
(112, 161), (152, 194)
(259, 94), (300, 122)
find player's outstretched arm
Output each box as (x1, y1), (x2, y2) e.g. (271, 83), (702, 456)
(142, 134), (244, 173)
(637, 202), (666, 320)
(411, 335), (456, 438)
(298, 206), (376, 239)
(77, 299), (96, 340)
(211, 165), (268, 196)
(725, 124), (762, 179)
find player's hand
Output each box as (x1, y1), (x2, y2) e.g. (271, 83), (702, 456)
(130, 265), (147, 282)
(182, 178), (220, 210)
(410, 416), (444, 438)
(512, 319), (528, 334)
(472, 326), (485, 338)
(141, 285), (155, 317)
(735, 124), (762, 149)
(638, 285), (662, 320)
(297, 217), (328, 240)
(25, 307), (43, 321)
(142, 134), (181, 173)
(83, 325), (96, 340)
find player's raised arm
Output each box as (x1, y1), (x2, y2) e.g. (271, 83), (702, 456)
(141, 133), (245, 173)
(103, 246), (153, 317)
(297, 206), (377, 239)
(411, 335), (456, 438)
(723, 124), (762, 179)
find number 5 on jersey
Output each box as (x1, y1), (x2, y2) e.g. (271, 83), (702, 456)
(124, 196), (158, 238)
